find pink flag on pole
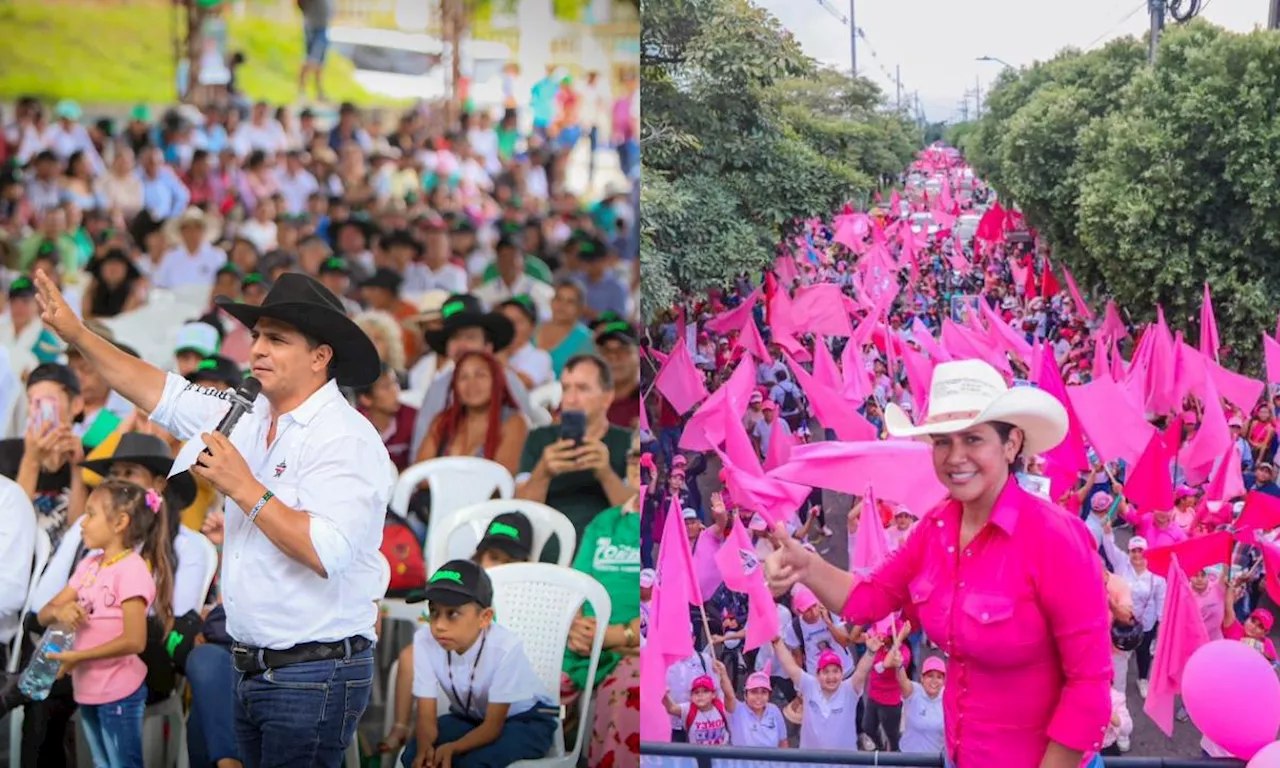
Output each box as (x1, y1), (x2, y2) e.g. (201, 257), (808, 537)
(1062, 265), (1093, 321)
(980, 296), (1034, 365)
(678, 358), (755, 452)
(650, 498), (700, 663)
(763, 423), (794, 472)
(1204, 356), (1265, 416)
(714, 517), (782, 651)
(1127, 430), (1176, 513)
(773, 257), (799, 288)
(793, 284), (854, 338)
(644, 345), (668, 367)
(911, 317), (952, 362)
(1100, 300), (1129, 344)
(1092, 339), (1109, 381)
(639, 641), (671, 742)
(811, 335), (844, 392)
(735, 317), (772, 362)
(1033, 343), (1090, 498)
(1182, 375), (1232, 485)
(850, 485), (891, 578)
(1143, 555), (1210, 737)
(704, 287), (761, 334)
(1265, 335), (1280, 385)
(841, 336), (873, 402)
(1199, 282), (1220, 363)
(767, 440), (949, 516)
(723, 408), (764, 476)
(654, 338), (709, 415)
(1203, 443), (1245, 506)
(897, 337), (934, 421)
(783, 352), (878, 442)
(714, 447), (809, 528)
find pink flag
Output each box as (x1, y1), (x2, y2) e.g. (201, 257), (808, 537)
(1126, 431), (1175, 513)
(1204, 356), (1265, 416)
(850, 485), (892, 578)
(1143, 556), (1210, 737)
(1266, 335), (1280, 386)
(793, 284), (854, 338)
(735, 317), (772, 362)
(639, 641), (671, 742)
(763, 423), (794, 472)
(1203, 443), (1245, 506)
(704, 287), (761, 334)
(1099, 300), (1129, 344)
(714, 518), (781, 651)
(650, 498), (700, 663)
(1091, 339), (1109, 381)
(841, 337), (873, 402)
(654, 338), (708, 415)
(810, 335), (844, 392)
(980, 296), (1034, 365)
(714, 446), (809, 528)
(783, 352), (878, 442)
(1199, 282), (1220, 363)
(644, 345), (668, 367)
(773, 256), (799, 287)
(911, 317), (951, 362)
(767, 440), (948, 516)
(723, 408), (764, 476)
(1062, 265), (1093, 322)
(678, 358), (755, 452)
(1033, 343), (1090, 498)
(897, 337), (934, 421)
(1182, 375), (1232, 485)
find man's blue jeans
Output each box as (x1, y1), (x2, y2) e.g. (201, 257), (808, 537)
(233, 647), (374, 768)
(80, 682), (147, 768)
(186, 643), (240, 766)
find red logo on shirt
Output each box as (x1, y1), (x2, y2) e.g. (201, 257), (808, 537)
(274, 460), (287, 478)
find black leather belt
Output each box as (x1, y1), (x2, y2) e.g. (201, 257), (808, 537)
(231, 636), (372, 675)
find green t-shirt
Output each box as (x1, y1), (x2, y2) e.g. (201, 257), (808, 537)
(518, 424), (632, 563)
(496, 127), (520, 160)
(562, 504), (640, 689)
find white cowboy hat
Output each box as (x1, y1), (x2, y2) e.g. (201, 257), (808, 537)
(884, 359), (1068, 457)
(163, 207), (222, 246)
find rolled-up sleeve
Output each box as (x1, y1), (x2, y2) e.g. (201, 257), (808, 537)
(1040, 517), (1113, 752)
(841, 510), (927, 625)
(298, 432), (390, 578)
(149, 373), (234, 442)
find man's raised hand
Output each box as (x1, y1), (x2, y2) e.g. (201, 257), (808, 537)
(33, 270), (85, 345)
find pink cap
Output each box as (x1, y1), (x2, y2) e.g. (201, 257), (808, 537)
(761, 400), (778, 412)
(1175, 485), (1197, 500)
(672, 455), (688, 467)
(745, 672), (772, 691)
(1090, 492), (1113, 512)
(1250, 608), (1275, 632)
(748, 514), (767, 532)
(1229, 417), (1245, 428)
(922, 656), (947, 677)
(816, 650), (844, 672)
(690, 675), (715, 693)
(791, 584), (818, 613)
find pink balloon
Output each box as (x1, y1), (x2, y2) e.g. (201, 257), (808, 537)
(1184, 640), (1280, 759)
(1251, 741), (1280, 768)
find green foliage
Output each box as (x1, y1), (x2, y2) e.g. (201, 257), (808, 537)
(0, 1), (394, 106)
(968, 21), (1280, 368)
(639, 0), (920, 320)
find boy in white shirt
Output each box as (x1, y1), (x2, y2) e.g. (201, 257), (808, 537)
(405, 560), (558, 768)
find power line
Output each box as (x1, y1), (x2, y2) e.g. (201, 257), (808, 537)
(806, 0), (906, 106)
(1082, 1), (1147, 50)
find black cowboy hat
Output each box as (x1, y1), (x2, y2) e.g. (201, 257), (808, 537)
(80, 432), (198, 510)
(214, 273), (382, 386)
(424, 294), (515, 357)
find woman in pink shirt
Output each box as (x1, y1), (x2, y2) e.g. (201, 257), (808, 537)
(1189, 567), (1227, 641)
(766, 360), (1112, 768)
(1120, 501), (1188, 550)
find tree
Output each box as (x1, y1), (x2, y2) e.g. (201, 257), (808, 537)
(639, 0), (920, 320)
(965, 21), (1280, 366)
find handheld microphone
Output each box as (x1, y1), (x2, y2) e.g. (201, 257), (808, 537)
(201, 377), (261, 456)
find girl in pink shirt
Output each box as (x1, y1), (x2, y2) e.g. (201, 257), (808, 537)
(885, 505), (917, 552)
(39, 479), (172, 768)
(1223, 583), (1278, 660)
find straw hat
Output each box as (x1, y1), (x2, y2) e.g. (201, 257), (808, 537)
(884, 359), (1068, 457)
(163, 207), (222, 246)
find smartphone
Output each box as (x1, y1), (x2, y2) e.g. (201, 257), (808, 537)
(560, 410), (586, 447)
(30, 396), (58, 433)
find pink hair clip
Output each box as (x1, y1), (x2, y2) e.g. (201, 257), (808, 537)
(144, 489), (162, 513)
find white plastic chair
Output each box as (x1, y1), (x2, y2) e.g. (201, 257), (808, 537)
(487, 563), (611, 768)
(427, 499), (579, 569)
(388, 457), (515, 572)
(5, 529), (51, 768)
(190, 530), (219, 610)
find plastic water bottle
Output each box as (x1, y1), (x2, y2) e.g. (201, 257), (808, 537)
(18, 625), (76, 701)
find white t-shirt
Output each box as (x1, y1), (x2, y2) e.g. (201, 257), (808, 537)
(753, 603), (792, 673)
(677, 702), (729, 746)
(666, 650), (719, 731)
(411, 623), (552, 720)
(798, 671), (861, 751)
(154, 244), (227, 289)
(783, 616), (851, 675)
(728, 703), (786, 747)
(899, 684), (945, 753)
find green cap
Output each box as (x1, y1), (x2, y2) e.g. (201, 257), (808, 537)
(129, 104), (152, 122)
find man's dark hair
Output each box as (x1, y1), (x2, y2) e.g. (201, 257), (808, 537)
(303, 333), (340, 381)
(564, 354), (613, 392)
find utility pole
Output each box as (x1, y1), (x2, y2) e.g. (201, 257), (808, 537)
(974, 75), (981, 118)
(1148, 0), (1165, 64)
(849, 0), (857, 75)
(1270, 0), (1280, 29)
(895, 65), (902, 110)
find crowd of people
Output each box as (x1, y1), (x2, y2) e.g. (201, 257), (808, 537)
(0, 60), (642, 768)
(639, 146), (1280, 767)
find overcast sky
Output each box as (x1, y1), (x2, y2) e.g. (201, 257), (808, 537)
(754, 0), (1268, 122)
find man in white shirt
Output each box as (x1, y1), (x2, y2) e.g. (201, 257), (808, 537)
(32, 270), (390, 768)
(0, 475), (35, 660)
(474, 235), (554, 321)
(232, 101), (288, 158)
(417, 218), (469, 295)
(497, 296), (554, 389)
(276, 150), (320, 215)
(154, 208), (227, 289)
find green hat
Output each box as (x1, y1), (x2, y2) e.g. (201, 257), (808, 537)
(54, 100), (82, 121)
(129, 104), (152, 122)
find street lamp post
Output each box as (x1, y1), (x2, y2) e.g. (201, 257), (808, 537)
(975, 55), (1014, 69)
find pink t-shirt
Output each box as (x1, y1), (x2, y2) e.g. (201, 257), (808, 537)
(1191, 579), (1225, 641)
(843, 478), (1113, 767)
(1225, 621), (1277, 660)
(692, 527), (725, 600)
(867, 644), (911, 706)
(68, 552), (156, 706)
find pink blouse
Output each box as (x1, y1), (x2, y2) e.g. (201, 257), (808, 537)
(841, 478), (1112, 767)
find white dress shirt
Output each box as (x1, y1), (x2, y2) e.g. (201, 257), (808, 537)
(412, 623), (553, 720)
(0, 476), (36, 646)
(474, 275), (555, 323)
(507, 343), (554, 389)
(154, 244), (227, 289)
(277, 169), (320, 215)
(1102, 532), (1167, 632)
(151, 373), (394, 649)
